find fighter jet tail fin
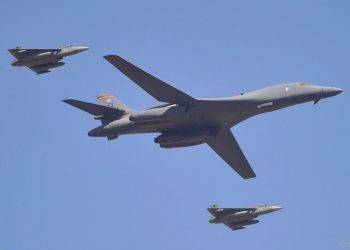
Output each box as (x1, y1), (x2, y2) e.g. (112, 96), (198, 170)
(63, 99), (126, 118)
(96, 94), (133, 113)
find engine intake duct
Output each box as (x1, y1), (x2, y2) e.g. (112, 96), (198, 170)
(129, 105), (187, 122)
(154, 128), (213, 148)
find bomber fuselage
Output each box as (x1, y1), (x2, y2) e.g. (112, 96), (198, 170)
(88, 82), (342, 138)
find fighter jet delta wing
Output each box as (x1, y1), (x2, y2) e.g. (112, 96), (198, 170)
(207, 205), (255, 217)
(28, 62), (65, 74)
(28, 66), (50, 75)
(207, 128), (256, 179)
(104, 55), (197, 105)
(224, 220), (260, 230)
(8, 48), (59, 59)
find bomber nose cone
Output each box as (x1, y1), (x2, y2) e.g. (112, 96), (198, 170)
(322, 87), (343, 97)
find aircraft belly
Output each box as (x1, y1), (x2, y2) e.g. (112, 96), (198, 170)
(23, 56), (58, 67)
(105, 116), (208, 136)
(214, 214), (253, 224)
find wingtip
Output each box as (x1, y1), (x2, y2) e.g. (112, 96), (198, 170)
(243, 173), (256, 179)
(103, 54), (117, 60)
(104, 55), (126, 68)
(104, 55), (126, 64)
(62, 99), (74, 104)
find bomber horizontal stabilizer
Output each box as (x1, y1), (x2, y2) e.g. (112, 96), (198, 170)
(63, 99), (125, 117)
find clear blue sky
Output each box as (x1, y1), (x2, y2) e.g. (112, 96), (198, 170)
(1, 0), (349, 249)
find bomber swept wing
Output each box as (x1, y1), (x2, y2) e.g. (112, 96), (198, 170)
(207, 129), (256, 179)
(104, 55), (197, 105)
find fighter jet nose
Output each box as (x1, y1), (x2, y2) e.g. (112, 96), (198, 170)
(76, 46), (89, 53)
(60, 46), (89, 56)
(322, 87), (343, 97)
(80, 46), (90, 51)
(333, 87), (343, 95)
(271, 206), (283, 211)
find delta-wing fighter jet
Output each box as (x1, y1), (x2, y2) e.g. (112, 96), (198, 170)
(64, 55), (342, 179)
(208, 204), (282, 231)
(8, 45), (89, 74)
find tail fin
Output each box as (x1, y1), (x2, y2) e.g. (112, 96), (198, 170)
(97, 94), (133, 113)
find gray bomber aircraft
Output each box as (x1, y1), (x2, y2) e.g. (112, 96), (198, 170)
(208, 204), (282, 231)
(8, 45), (89, 74)
(63, 55), (342, 179)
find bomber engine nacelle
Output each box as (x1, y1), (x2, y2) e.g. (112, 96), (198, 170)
(129, 105), (188, 122)
(154, 128), (213, 148)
